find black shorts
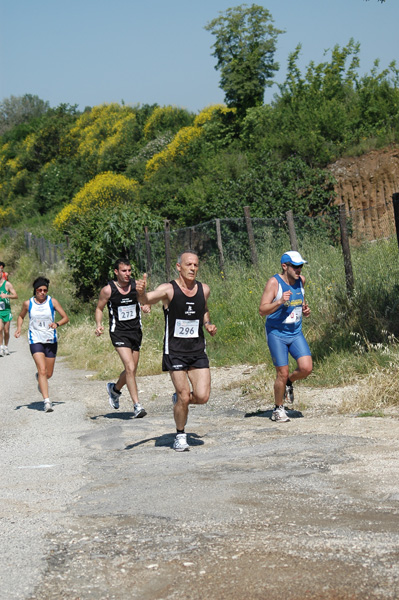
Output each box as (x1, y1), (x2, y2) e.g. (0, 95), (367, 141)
(110, 329), (142, 351)
(162, 353), (209, 372)
(30, 342), (58, 358)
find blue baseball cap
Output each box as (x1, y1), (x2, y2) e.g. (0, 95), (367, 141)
(280, 251), (307, 266)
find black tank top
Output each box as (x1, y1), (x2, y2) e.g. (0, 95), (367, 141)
(107, 279), (141, 333)
(163, 280), (206, 356)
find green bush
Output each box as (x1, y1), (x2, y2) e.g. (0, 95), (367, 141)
(66, 203), (163, 299)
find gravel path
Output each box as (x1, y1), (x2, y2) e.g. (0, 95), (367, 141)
(1, 326), (399, 600)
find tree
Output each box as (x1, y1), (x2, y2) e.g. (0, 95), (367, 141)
(205, 4), (284, 117)
(0, 94), (50, 135)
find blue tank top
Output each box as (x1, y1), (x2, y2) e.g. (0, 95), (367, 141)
(265, 274), (304, 338)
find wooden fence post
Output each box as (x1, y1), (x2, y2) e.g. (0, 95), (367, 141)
(244, 206), (258, 266)
(144, 226), (152, 276)
(40, 237), (45, 263)
(339, 203), (355, 296)
(286, 210), (298, 251)
(392, 193), (399, 251)
(164, 220), (171, 281)
(215, 218), (225, 278)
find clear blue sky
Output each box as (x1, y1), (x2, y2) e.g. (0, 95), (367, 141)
(1, 0), (398, 113)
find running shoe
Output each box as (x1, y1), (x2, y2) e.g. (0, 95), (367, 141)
(3, 346), (9, 355)
(107, 382), (121, 409)
(271, 405), (290, 422)
(44, 400), (53, 413)
(284, 384), (294, 404)
(173, 433), (189, 452)
(0, 347), (4, 357)
(133, 403), (147, 418)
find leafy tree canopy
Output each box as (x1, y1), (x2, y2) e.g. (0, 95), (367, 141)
(205, 4), (284, 117)
(0, 94), (50, 135)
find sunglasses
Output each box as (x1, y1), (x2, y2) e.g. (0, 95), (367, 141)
(288, 263), (303, 269)
(36, 287), (48, 293)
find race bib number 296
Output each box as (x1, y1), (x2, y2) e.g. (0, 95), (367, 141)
(174, 319), (199, 338)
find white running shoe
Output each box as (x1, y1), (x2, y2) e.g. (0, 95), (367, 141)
(0, 346), (4, 357)
(133, 403), (147, 418)
(173, 433), (189, 452)
(44, 400), (53, 413)
(3, 346), (9, 356)
(271, 405), (290, 422)
(107, 382), (121, 409)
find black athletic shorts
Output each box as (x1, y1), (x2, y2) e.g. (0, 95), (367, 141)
(162, 353), (209, 372)
(30, 342), (58, 358)
(110, 329), (142, 351)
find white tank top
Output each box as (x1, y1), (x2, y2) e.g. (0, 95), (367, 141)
(28, 295), (57, 344)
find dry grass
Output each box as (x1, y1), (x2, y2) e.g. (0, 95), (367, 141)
(59, 316), (163, 379)
(340, 365), (399, 414)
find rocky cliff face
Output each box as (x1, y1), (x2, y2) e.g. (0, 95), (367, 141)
(328, 146), (399, 240)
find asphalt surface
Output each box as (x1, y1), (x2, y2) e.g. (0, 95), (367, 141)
(1, 327), (399, 600)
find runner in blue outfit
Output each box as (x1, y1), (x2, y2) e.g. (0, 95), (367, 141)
(259, 251), (312, 422)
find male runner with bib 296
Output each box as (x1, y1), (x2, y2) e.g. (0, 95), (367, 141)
(259, 251), (312, 423)
(95, 258), (148, 419)
(137, 251), (217, 451)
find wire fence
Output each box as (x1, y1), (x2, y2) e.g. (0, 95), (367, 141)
(1, 200), (397, 285)
(133, 202), (397, 282)
(0, 228), (67, 266)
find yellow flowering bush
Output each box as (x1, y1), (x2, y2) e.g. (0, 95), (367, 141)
(0, 206), (15, 227)
(54, 172), (139, 230)
(66, 104), (137, 173)
(193, 104), (235, 127)
(9, 169), (29, 194)
(143, 105), (193, 139)
(0, 146), (23, 179)
(97, 113), (137, 165)
(22, 133), (36, 154)
(144, 104), (235, 179)
(145, 126), (202, 177)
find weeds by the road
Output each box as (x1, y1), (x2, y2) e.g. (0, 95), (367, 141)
(2, 234), (399, 412)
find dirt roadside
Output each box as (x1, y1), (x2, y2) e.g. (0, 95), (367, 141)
(1, 329), (399, 600)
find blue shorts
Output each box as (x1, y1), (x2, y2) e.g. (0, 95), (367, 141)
(30, 342), (58, 358)
(266, 331), (311, 367)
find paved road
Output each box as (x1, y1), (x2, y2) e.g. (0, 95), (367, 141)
(1, 329), (399, 600)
